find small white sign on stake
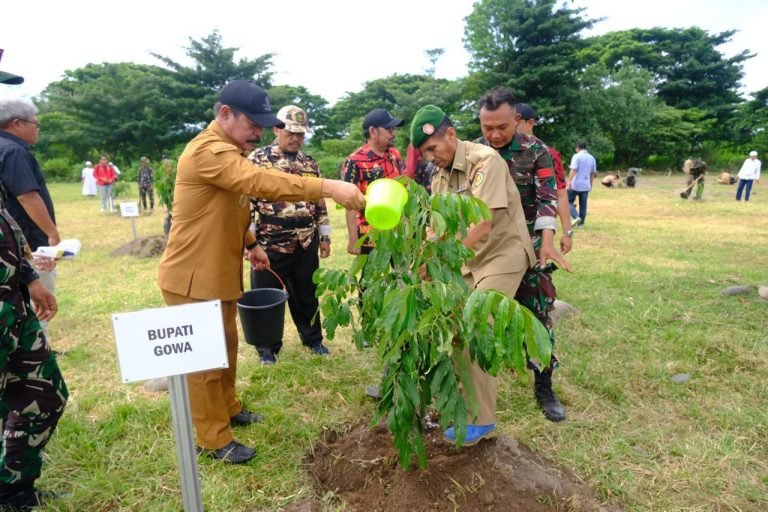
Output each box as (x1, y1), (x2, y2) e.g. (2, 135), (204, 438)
(112, 300), (228, 383)
(119, 202), (140, 218)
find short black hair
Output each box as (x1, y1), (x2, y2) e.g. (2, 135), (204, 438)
(478, 86), (518, 111)
(434, 116), (454, 136)
(576, 141), (588, 150)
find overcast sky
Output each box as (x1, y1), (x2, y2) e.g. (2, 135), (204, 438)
(2, 0), (766, 104)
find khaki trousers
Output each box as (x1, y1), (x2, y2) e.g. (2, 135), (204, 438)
(464, 270), (525, 425)
(161, 290), (242, 449)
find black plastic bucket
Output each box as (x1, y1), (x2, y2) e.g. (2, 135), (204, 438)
(237, 288), (289, 349)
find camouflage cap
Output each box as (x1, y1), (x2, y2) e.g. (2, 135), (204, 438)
(276, 105), (312, 134)
(410, 105), (447, 149)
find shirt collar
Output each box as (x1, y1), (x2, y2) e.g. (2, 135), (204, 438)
(359, 143), (393, 161)
(449, 140), (468, 174)
(0, 130), (30, 149)
(268, 141), (303, 161)
(209, 120), (246, 155)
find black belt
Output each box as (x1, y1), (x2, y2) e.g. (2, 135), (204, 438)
(259, 215), (315, 229)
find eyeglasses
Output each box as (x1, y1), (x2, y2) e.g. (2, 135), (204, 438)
(19, 119), (40, 129)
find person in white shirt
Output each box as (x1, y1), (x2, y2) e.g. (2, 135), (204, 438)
(81, 161), (96, 197)
(736, 151), (761, 202)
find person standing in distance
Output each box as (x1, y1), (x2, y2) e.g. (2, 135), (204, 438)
(157, 80), (364, 464)
(92, 155), (117, 212)
(736, 151), (761, 202)
(567, 142), (597, 226)
(81, 160), (97, 198)
(137, 156), (155, 210)
(248, 105), (332, 364)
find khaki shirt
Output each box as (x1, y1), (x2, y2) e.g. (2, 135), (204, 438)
(431, 140), (535, 282)
(157, 121), (324, 301)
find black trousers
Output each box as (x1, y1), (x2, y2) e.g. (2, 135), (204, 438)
(250, 237), (322, 355)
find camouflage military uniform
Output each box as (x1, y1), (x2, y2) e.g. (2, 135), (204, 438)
(0, 204), (67, 490)
(481, 132), (560, 369)
(248, 142), (330, 355)
(681, 158), (707, 200)
(137, 164), (154, 209)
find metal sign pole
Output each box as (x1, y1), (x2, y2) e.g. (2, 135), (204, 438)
(168, 375), (204, 512)
(130, 217), (137, 240)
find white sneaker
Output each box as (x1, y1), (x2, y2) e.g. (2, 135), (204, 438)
(571, 217), (582, 227)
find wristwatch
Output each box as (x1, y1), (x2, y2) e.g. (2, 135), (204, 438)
(563, 230), (574, 238)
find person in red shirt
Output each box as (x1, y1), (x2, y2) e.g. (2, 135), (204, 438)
(341, 109), (405, 254)
(92, 155), (117, 212)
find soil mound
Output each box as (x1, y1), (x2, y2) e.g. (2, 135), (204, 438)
(110, 235), (166, 258)
(303, 421), (621, 512)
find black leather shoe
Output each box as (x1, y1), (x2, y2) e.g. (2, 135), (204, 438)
(230, 409), (265, 426)
(198, 440), (256, 464)
(534, 369), (566, 422)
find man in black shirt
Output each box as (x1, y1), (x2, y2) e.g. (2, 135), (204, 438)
(0, 97), (60, 342)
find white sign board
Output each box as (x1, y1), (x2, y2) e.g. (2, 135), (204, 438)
(119, 202), (140, 218)
(113, 300), (228, 383)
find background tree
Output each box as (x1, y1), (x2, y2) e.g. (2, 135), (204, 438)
(570, 60), (711, 167)
(38, 63), (193, 168)
(463, 0), (598, 144)
(151, 30), (275, 128)
(728, 86), (768, 151)
(581, 28), (754, 136)
(424, 48), (445, 78)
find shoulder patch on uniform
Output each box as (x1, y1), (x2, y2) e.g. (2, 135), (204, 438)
(472, 171), (485, 188)
(536, 167), (554, 179)
(209, 142), (239, 154)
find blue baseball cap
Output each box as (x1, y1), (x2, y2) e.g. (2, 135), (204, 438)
(219, 80), (284, 128)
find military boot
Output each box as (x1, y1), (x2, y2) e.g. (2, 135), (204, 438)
(534, 368), (566, 422)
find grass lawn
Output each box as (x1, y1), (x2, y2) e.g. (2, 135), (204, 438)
(39, 175), (767, 511)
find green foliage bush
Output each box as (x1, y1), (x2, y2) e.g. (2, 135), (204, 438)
(40, 157), (80, 182)
(111, 180), (132, 198)
(314, 154), (344, 179)
(320, 138), (360, 159)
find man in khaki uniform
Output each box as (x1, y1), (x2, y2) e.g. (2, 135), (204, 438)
(157, 80), (364, 464)
(411, 105), (536, 446)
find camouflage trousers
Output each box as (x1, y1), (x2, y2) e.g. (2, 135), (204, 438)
(139, 185), (154, 209)
(681, 171), (705, 200)
(0, 308), (67, 486)
(514, 260), (559, 371)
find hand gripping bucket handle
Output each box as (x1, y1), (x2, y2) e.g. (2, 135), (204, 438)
(237, 268), (289, 348)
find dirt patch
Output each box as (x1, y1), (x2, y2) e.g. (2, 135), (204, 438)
(303, 420), (622, 512)
(110, 235), (166, 258)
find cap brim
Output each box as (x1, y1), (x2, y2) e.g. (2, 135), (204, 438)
(0, 71), (24, 85)
(383, 118), (405, 128)
(282, 123), (312, 134)
(243, 112), (285, 129)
